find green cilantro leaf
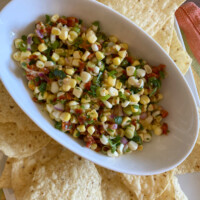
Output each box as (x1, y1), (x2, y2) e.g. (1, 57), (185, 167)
(55, 121), (62, 130)
(114, 116), (122, 125)
(119, 91), (127, 100)
(108, 135), (121, 153)
(108, 70), (117, 78)
(53, 69), (66, 79)
(39, 82), (47, 94)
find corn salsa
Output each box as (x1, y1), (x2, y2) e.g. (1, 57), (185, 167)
(13, 14), (169, 157)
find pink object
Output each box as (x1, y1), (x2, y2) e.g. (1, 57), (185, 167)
(121, 137), (128, 145)
(140, 112), (147, 120)
(175, 2), (200, 64)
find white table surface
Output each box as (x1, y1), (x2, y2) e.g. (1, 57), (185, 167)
(0, 0), (200, 200)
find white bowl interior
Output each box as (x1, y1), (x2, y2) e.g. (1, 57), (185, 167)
(0, 0), (198, 175)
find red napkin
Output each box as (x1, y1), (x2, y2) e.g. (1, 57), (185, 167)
(175, 2), (200, 64)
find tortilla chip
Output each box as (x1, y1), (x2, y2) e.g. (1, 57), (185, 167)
(96, 166), (137, 200)
(0, 158), (13, 188)
(169, 29), (192, 74)
(120, 170), (174, 200)
(153, 16), (174, 54)
(173, 176), (188, 200)
(0, 82), (41, 132)
(16, 149), (102, 200)
(157, 176), (188, 200)
(11, 141), (63, 199)
(97, 0), (185, 36)
(0, 122), (50, 158)
(174, 143), (200, 175)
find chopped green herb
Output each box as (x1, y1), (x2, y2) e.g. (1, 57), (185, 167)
(45, 14), (51, 24)
(132, 104), (140, 109)
(39, 82), (47, 94)
(107, 128), (114, 132)
(55, 121), (62, 130)
(21, 35), (27, 42)
(93, 71), (103, 86)
(108, 135), (121, 153)
(114, 116), (122, 125)
(132, 109), (141, 116)
(32, 36), (40, 44)
(51, 40), (60, 50)
(132, 135), (143, 145)
(74, 37), (83, 48)
(108, 70), (117, 78)
(130, 87), (142, 94)
(88, 85), (98, 97)
(119, 91), (127, 100)
(92, 21), (100, 31)
(18, 41), (27, 52)
(159, 71), (165, 79)
(149, 87), (158, 97)
(148, 77), (161, 88)
(21, 62), (27, 68)
(53, 69), (66, 79)
(119, 74), (127, 84)
(87, 120), (94, 125)
(121, 59), (129, 67)
(99, 94), (111, 101)
(72, 24), (81, 34)
(79, 19), (83, 24)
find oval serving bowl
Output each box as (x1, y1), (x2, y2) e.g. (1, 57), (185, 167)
(0, 0), (198, 175)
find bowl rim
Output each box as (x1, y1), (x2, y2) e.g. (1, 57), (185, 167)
(0, 0), (199, 175)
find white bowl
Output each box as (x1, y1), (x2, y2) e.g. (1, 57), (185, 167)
(0, 0), (199, 175)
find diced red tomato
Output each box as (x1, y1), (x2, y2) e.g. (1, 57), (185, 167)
(57, 18), (68, 25)
(161, 110), (168, 118)
(85, 81), (91, 90)
(29, 55), (38, 60)
(66, 93), (73, 100)
(62, 122), (71, 131)
(75, 109), (83, 114)
(66, 17), (78, 27)
(131, 120), (136, 126)
(88, 53), (95, 60)
(41, 67), (50, 74)
(146, 73), (159, 79)
(126, 56), (134, 64)
(161, 123), (168, 135)
(78, 115), (87, 124)
(79, 62), (85, 72)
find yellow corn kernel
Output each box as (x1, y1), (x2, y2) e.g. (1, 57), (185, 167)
(118, 50), (127, 58)
(55, 48), (65, 55)
(62, 84), (71, 92)
(14, 39), (23, 48)
(82, 51), (90, 61)
(157, 93), (163, 101)
(107, 76), (116, 87)
(68, 31), (78, 42)
(21, 51), (31, 60)
(51, 53), (60, 62)
(86, 30), (97, 44)
(87, 109), (98, 120)
(36, 60), (45, 69)
(81, 97), (90, 104)
(77, 125), (86, 132)
(58, 57), (66, 65)
(28, 81), (35, 91)
(59, 27), (69, 40)
(154, 126), (162, 136)
(133, 60), (140, 66)
(69, 79), (77, 88)
(144, 89), (149, 95)
(121, 117), (131, 127)
(72, 59), (80, 67)
(46, 94), (56, 103)
(100, 116), (107, 122)
(60, 112), (71, 122)
(90, 143), (97, 150)
(65, 68), (75, 75)
(73, 51), (81, 59)
(118, 128), (125, 137)
(148, 104), (154, 111)
(115, 80), (122, 90)
(140, 95), (150, 105)
(39, 54), (47, 62)
(113, 44), (121, 51)
(51, 27), (61, 35)
(38, 43), (47, 52)
(51, 14), (59, 23)
(137, 145), (143, 151)
(109, 36), (118, 43)
(73, 129), (80, 138)
(95, 51), (105, 60)
(120, 43), (128, 50)
(13, 51), (21, 61)
(130, 94), (140, 103)
(113, 57), (121, 66)
(87, 126), (95, 135)
(33, 52), (41, 56)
